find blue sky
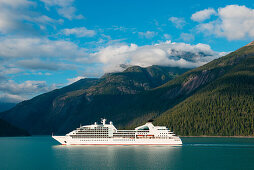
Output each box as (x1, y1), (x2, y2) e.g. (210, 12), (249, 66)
(0, 0), (254, 102)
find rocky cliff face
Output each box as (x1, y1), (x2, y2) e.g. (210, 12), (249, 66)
(154, 43), (254, 136)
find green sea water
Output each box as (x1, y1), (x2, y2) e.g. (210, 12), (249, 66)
(0, 136), (254, 170)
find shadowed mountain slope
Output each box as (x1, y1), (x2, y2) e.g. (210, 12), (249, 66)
(0, 66), (189, 135)
(1, 41), (254, 136)
(0, 118), (29, 137)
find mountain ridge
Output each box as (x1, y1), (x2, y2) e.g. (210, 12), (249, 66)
(154, 43), (254, 136)
(0, 65), (190, 135)
(1, 42), (254, 136)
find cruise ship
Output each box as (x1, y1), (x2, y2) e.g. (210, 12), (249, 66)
(52, 119), (182, 145)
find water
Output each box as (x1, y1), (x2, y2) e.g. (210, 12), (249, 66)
(1, 137), (254, 170)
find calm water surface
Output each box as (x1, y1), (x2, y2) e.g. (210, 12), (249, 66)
(0, 136), (254, 170)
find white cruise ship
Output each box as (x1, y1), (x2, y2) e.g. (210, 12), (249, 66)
(52, 119), (182, 145)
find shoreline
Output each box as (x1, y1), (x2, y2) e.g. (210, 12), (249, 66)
(180, 136), (254, 138)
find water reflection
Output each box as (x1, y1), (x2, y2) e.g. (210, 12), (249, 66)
(1, 137), (254, 170)
(52, 145), (181, 169)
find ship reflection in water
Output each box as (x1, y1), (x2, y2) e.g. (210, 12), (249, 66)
(52, 145), (180, 169)
(51, 137), (254, 170)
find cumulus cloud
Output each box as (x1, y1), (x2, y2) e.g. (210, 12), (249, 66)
(138, 31), (157, 39)
(196, 5), (254, 40)
(62, 27), (96, 37)
(40, 0), (84, 20)
(92, 41), (225, 73)
(169, 17), (186, 29)
(0, 80), (59, 103)
(0, 80), (57, 96)
(0, 0), (33, 7)
(191, 8), (217, 22)
(0, 36), (90, 80)
(0, 0), (61, 35)
(0, 37), (87, 59)
(0, 93), (25, 103)
(0, 65), (22, 75)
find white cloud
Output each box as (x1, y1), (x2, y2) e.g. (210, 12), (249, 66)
(191, 8), (217, 22)
(62, 27), (96, 37)
(180, 33), (195, 42)
(169, 17), (186, 29)
(0, 0), (61, 35)
(196, 5), (254, 40)
(23, 72), (52, 76)
(0, 66), (22, 75)
(0, 0), (34, 8)
(67, 76), (86, 84)
(0, 93), (25, 103)
(0, 37), (88, 59)
(138, 31), (157, 39)
(92, 44), (138, 72)
(92, 41), (225, 73)
(40, 0), (84, 20)
(0, 80), (57, 96)
(0, 79), (59, 102)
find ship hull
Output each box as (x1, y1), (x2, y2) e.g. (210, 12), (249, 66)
(52, 136), (182, 145)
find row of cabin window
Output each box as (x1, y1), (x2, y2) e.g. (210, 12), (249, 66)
(71, 135), (109, 138)
(80, 140), (109, 141)
(75, 133), (109, 134)
(78, 131), (109, 132)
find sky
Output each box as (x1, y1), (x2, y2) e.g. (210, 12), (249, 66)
(0, 0), (254, 103)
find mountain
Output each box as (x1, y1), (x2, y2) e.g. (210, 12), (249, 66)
(0, 66), (189, 135)
(154, 42), (254, 136)
(0, 103), (16, 112)
(1, 41), (253, 136)
(0, 118), (29, 137)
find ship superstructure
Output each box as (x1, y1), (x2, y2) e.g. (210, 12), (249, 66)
(52, 119), (182, 145)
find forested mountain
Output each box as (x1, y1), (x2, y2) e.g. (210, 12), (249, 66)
(154, 42), (254, 136)
(0, 118), (29, 137)
(0, 66), (189, 135)
(1, 41), (254, 136)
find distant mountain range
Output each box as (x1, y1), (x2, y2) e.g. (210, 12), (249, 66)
(0, 41), (254, 136)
